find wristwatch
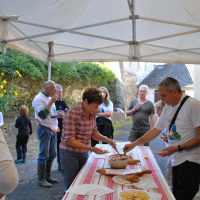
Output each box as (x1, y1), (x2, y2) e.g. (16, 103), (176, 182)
(178, 145), (183, 153)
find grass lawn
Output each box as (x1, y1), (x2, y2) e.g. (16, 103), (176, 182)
(113, 120), (131, 135)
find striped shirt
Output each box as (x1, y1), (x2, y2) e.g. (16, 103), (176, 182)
(59, 103), (97, 153)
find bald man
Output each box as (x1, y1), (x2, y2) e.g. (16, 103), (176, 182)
(32, 80), (58, 188)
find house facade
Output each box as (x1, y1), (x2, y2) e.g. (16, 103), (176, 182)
(138, 64), (194, 103)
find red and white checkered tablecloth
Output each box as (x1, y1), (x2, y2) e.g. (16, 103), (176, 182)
(62, 143), (175, 200)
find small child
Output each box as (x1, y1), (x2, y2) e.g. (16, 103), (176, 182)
(15, 105), (32, 163)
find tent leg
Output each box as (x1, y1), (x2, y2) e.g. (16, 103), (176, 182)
(48, 58), (51, 81)
(47, 41), (54, 80)
(131, 0), (137, 59)
(131, 0), (135, 43)
(3, 43), (7, 54)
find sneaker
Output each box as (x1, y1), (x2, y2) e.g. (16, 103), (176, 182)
(22, 160), (26, 163)
(15, 159), (23, 163)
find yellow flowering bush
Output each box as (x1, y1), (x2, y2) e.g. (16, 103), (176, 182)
(0, 70), (20, 113)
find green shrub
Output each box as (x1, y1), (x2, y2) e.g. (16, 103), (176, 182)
(0, 45), (118, 112)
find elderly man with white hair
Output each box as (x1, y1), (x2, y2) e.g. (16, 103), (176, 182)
(126, 85), (155, 146)
(32, 80), (59, 188)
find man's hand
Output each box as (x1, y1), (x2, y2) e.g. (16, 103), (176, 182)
(163, 136), (168, 142)
(51, 94), (58, 103)
(157, 146), (178, 157)
(104, 138), (116, 149)
(123, 143), (136, 154)
(92, 147), (104, 154)
(58, 112), (65, 118)
(133, 104), (140, 112)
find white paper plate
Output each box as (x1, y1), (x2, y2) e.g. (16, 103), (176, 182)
(112, 175), (141, 186)
(113, 174), (154, 189)
(118, 189), (153, 200)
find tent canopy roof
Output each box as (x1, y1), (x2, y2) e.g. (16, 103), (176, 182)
(1, 0), (200, 63)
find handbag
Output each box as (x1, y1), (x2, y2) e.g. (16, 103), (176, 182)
(168, 95), (190, 132)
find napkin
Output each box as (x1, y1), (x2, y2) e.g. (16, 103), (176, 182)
(133, 174), (158, 190)
(65, 184), (115, 197)
(92, 154), (106, 159)
(150, 192), (162, 200)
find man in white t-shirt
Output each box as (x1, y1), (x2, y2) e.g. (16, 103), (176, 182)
(32, 80), (58, 188)
(123, 77), (200, 200)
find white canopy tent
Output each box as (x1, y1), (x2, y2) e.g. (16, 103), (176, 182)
(1, 0), (200, 69)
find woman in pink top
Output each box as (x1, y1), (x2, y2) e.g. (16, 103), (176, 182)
(59, 87), (116, 191)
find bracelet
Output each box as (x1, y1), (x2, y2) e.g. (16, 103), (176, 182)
(102, 137), (106, 142)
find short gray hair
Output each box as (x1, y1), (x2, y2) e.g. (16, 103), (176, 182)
(56, 84), (62, 90)
(157, 77), (181, 93)
(139, 85), (149, 92)
(43, 80), (55, 90)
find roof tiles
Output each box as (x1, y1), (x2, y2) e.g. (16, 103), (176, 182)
(138, 64), (194, 87)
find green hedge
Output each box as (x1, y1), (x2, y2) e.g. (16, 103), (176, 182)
(0, 45), (118, 112)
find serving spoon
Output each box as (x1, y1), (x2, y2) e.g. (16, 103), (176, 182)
(113, 147), (120, 155)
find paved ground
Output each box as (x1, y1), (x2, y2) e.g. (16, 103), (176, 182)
(113, 124), (168, 179)
(5, 123), (200, 200)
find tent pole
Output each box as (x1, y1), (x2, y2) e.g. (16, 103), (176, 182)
(127, 0), (131, 13)
(139, 29), (200, 44)
(131, 0), (135, 44)
(139, 16), (200, 29)
(48, 58), (51, 81)
(48, 41), (54, 81)
(11, 17), (129, 32)
(131, 0), (137, 59)
(3, 43), (7, 54)
(8, 21), (48, 55)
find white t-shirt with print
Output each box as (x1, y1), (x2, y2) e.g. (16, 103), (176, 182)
(156, 117), (169, 147)
(155, 94), (200, 166)
(96, 100), (113, 121)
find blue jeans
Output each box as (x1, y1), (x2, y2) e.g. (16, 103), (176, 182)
(37, 125), (57, 164)
(60, 149), (88, 191)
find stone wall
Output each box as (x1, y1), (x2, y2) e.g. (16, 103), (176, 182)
(111, 112), (126, 124)
(120, 62), (138, 111)
(109, 79), (125, 111)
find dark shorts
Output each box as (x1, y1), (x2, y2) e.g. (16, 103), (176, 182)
(172, 161), (200, 200)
